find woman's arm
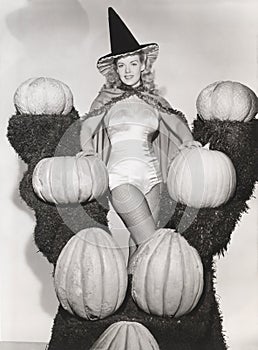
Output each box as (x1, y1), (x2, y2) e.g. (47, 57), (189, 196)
(80, 90), (107, 154)
(161, 111), (202, 148)
(80, 116), (102, 154)
(157, 95), (200, 146)
(79, 121), (95, 155)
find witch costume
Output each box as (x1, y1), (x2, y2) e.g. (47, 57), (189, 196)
(80, 8), (200, 192)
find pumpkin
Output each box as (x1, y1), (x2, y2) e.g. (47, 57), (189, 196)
(167, 143), (236, 208)
(91, 321), (160, 350)
(14, 77), (73, 115)
(196, 80), (258, 122)
(54, 228), (128, 320)
(130, 228), (204, 318)
(32, 155), (108, 204)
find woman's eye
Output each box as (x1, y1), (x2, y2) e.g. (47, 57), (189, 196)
(117, 64), (124, 69)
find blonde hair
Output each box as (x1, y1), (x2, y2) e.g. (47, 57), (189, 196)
(103, 51), (158, 93)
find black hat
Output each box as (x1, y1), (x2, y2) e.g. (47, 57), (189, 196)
(97, 7), (159, 76)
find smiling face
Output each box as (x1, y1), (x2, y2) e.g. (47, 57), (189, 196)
(115, 54), (145, 87)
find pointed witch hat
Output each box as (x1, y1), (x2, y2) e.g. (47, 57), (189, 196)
(97, 7), (159, 76)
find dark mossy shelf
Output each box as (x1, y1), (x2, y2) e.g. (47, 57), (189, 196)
(7, 110), (258, 350)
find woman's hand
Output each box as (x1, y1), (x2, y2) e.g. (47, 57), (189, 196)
(178, 140), (202, 151)
(76, 150), (96, 158)
(167, 140), (202, 170)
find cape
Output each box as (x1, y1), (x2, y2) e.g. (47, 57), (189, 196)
(80, 85), (194, 183)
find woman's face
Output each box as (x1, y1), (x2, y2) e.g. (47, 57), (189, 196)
(116, 54), (145, 87)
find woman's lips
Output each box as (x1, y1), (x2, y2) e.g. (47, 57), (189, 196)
(124, 75), (134, 79)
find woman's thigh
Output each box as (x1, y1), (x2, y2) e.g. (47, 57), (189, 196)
(145, 182), (163, 225)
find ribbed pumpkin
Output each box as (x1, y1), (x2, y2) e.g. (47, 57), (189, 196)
(167, 143), (236, 208)
(32, 155), (108, 204)
(196, 81), (258, 122)
(14, 77), (73, 115)
(54, 228), (128, 320)
(91, 321), (160, 350)
(130, 228), (204, 318)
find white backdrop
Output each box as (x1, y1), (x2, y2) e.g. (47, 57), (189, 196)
(0, 0), (257, 348)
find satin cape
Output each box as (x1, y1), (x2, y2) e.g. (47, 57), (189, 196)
(80, 85), (194, 183)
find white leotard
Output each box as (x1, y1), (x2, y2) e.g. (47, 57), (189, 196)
(105, 95), (162, 195)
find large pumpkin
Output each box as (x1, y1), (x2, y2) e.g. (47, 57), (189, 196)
(32, 155), (108, 204)
(14, 77), (73, 115)
(196, 81), (258, 122)
(130, 228), (204, 318)
(91, 321), (160, 350)
(167, 143), (236, 208)
(54, 228), (128, 320)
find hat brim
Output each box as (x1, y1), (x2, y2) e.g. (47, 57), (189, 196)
(97, 43), (159, 76)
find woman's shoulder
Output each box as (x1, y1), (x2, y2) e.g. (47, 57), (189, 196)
(89, 85), (127, 113)
(141, 90), (183, 114)
(155, 94), (172, 109)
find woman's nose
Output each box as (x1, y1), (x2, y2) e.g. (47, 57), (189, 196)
(125, 65), (131, 73)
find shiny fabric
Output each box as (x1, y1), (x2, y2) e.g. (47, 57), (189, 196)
(80, 86), (195, 184)
(105, 95), (162, 194)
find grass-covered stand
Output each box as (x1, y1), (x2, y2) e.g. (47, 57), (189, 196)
(7, 78), (258, 350)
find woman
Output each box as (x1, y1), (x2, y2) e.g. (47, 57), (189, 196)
(80, 8), (200, 255)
